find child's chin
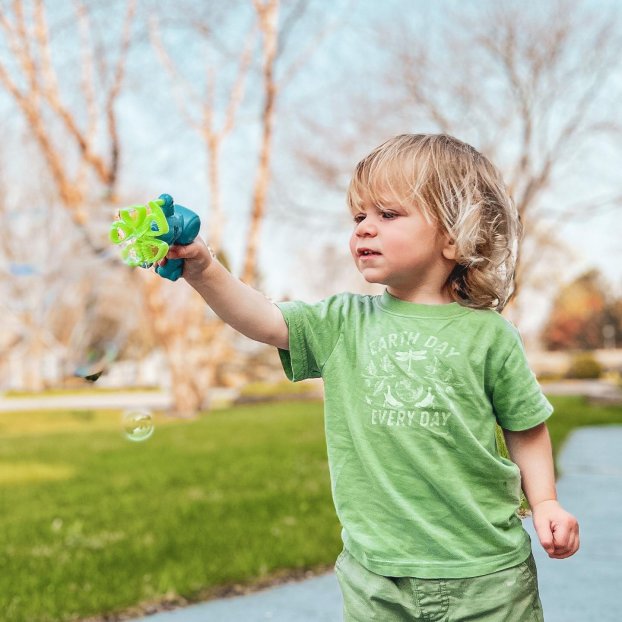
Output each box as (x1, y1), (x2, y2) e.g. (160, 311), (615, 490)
(361, 274), (384, 285)
(357, 266), (386, 285)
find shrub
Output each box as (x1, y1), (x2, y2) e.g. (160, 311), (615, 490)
(565, 352), (603, 379)
(236, 379), (322, 403)
(536, 371), (565, 383)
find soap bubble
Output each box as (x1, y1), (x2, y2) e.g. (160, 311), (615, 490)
(122, 409), (154, 442)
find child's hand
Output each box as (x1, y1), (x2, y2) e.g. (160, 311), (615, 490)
(156, 238), (214, 282)
(531, 499), (579, 559)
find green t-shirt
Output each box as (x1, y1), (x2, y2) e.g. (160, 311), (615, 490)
(277, 290), (553, 579)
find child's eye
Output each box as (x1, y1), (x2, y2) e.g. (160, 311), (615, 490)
(381, 211), (398, 219)
(353, 214), (366, 224)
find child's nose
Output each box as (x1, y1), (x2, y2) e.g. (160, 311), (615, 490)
(356, 219), (377, 236)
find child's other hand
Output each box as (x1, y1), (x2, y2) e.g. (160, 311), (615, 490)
(531, 499), (579, 559)
(156, 238), (214, 282)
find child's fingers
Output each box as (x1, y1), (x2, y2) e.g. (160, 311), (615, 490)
(533, 519), (554, 555)
(154, 248), (180, 268)
(166, 241), (201, 259)
(533, 503), (580, 558)
(551, 519), (580, 558)
(552, 522), (571, 548)
(165, 245), (185, 259)
(535, 514), (580, 558)
(550, 537), (578, 559)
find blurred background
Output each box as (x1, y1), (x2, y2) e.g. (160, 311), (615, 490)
(1, 0), (621, 411)
(1, 2), (622, 620)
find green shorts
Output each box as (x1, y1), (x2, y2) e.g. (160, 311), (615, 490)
(335, 548), (544, 622)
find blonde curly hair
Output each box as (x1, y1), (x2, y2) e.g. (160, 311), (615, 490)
(347, 134), (521, 311)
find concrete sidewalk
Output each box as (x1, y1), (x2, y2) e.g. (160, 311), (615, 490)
(132, 425), (622, 622)
(525, 426), (622, 622)
(0, 391), (173, 412)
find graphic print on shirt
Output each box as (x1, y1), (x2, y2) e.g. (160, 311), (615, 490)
(362, 330), (463, 429)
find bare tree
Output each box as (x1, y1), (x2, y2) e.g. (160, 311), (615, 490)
(142, 0), (281, 412)
(149, 9), (255, 255)
(137, 0), (342, 413)
(0, 0), (136, 226)
(242, 0), (353, 285)
(141, 3), (258, 413)
(241, 0), (280, 285)
(0, 0), (349, 407)
(0, 0), (147, 391)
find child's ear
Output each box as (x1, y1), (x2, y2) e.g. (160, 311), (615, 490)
(442, 235), (457, 261)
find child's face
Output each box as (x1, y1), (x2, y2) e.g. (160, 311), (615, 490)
(349, 196), (456, 298)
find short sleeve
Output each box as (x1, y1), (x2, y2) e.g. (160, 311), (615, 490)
(276, 295), (346, 382)
(491, 332), (553, 431)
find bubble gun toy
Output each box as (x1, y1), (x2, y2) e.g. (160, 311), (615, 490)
(109, 193), (200, 281)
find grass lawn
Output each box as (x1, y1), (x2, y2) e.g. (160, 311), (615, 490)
(0, 401), (339, 622)
(0, 395), (620, 621)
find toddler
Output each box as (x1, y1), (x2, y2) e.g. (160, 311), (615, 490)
(160, 134), (579, 621)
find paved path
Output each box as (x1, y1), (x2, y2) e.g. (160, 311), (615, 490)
(132, 425), (622, 622)
(0, 391), (173, 412)
(541, 379), (622, 402)
(524, 426), (622, 622)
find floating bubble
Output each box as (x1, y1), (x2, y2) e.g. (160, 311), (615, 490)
(122, 409), (154, 442)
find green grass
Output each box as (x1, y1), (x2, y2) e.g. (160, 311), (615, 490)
(0, 396), (620, 621)
(238, 379), (320, 398)
(0, 401), (339, 622)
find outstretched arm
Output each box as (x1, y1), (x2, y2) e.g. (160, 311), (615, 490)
(503, 423), (580, 559)
(160, 238), (289, 350)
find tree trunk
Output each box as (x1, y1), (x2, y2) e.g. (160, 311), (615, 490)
(242, 0), (280, 286)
